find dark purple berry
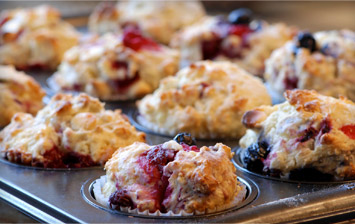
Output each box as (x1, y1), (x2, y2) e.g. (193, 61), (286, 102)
(228, 8), (253, 25)
(109, 189), (134, 209)
(297, 32), (316, 52)
(173, 133), (197, 146)
(242, 141), (270, 173)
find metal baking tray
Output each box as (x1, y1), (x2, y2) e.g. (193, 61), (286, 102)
(1, 69), (355, 223)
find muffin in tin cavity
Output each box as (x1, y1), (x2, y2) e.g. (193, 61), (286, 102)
(0, 65), (45, 127)
(170, 8), (297, 77)
(239, 89), (355, 181)
(0, 93), (145, 168)
(137, 61), (271, 139)
(89, 0), (205, 45)
(0, 5), (79, 70)
(93, 134), (247, 215)
(265, 30), (355, 102)
(50, 29), (179, 101)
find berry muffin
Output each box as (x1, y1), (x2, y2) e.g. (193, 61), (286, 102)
(265, 30), (355, 102)
(0, 93), (145, 168)
(89, 0), (205, 45)
(0, 65), (45, 127)
(94, 133), (246, 215)
(171, 8), (297, 76)
(0, 5), (79, 70)
(50, 29), (180, 101)
(239, 90), (355, 181)
(137, 61), (271, 139)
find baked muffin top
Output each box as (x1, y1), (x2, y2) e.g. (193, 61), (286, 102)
(89, 0), (205, 44)
(138, 60), (271, 139)
(0, 5), (79, 70)
(100, 137), (245, 214)
(265, 30), (355, 101)
(0, 65), (45, 126)
(171, 11), (296, 76)
(0, 93), (145, 168)
(51, 30), (179, 100)
(240, 89), (355, 180)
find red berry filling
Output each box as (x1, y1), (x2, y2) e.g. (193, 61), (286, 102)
(284, 76), (298, 90)
(180, 143), (199, 152)
(111, 143), (199, 212)
(136, 145), (177, 211)
(109, 188), (134, 209)
(297, 119), (332, 143)
(3, 146), (98, 168)
(108, 60), (140, 94)
(123, 28), (160, 52)
(201, 33), (223, 60)
(201, 23), (253, 60)
(228, 24), (252, 36)
(340, 124), (355, 140)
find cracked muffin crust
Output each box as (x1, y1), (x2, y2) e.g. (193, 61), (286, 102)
(239, 89), (355, 181)
(51, 30), (180, 101)
(0, 5), (79, 70)
(0, 65), (45, 126)
(171, 13), (296, 76)
(0, 93), (145, 168)
(137, 61), (271, 139)
(89, 0), (205, 45)
(95, 138), (246, 214)
(265, 30), (355, 102)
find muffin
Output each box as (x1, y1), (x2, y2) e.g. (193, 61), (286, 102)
(94, 134), (246, 215)
(171, 8), (297, 76)
(51, 29), (180, 100)
(89, 0), (205, 45)
(137, 61), (271, 139)
(0, 65), (45, 126)
(0, 5), (79, 70)
(265, 30), (355, 102)
(239, 89), (355, 181)
(0, 93), (145, 168)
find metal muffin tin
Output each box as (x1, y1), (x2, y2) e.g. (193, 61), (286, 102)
(81, 176), (258, 219)
(1, 72), (355, 224)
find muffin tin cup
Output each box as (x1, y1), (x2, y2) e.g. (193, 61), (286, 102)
(81, 175), (258, 219)
(233, 147), (354, 185)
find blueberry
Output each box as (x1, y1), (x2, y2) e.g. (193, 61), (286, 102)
(242, 141), (270, 173)
(228, 8), (253, 25)
(297, 32), (316, 52)
(173, 133), (197, 146)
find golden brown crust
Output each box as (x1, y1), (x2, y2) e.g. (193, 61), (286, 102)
(0, 5), (79, 70)
(0, 66), (45, 126)
(0, 93), (145, 167)
(239, 89), (355, 180)
(265, 30), (355, 101)
(138, 61), (271, 139)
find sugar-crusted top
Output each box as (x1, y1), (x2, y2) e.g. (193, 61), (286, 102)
(0, 93), (145, 167)
(265, 29), (355, 101)
(0, 5), (79, 69)
(138, 60), (271, 139)
(103, 140), (242, 213)
(240, 90), (355, 179)
(0, 65), (45, 126)
(89, 1), (205, 44)
(171, 16), (296, 76)
(52, 32), (179, 100)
